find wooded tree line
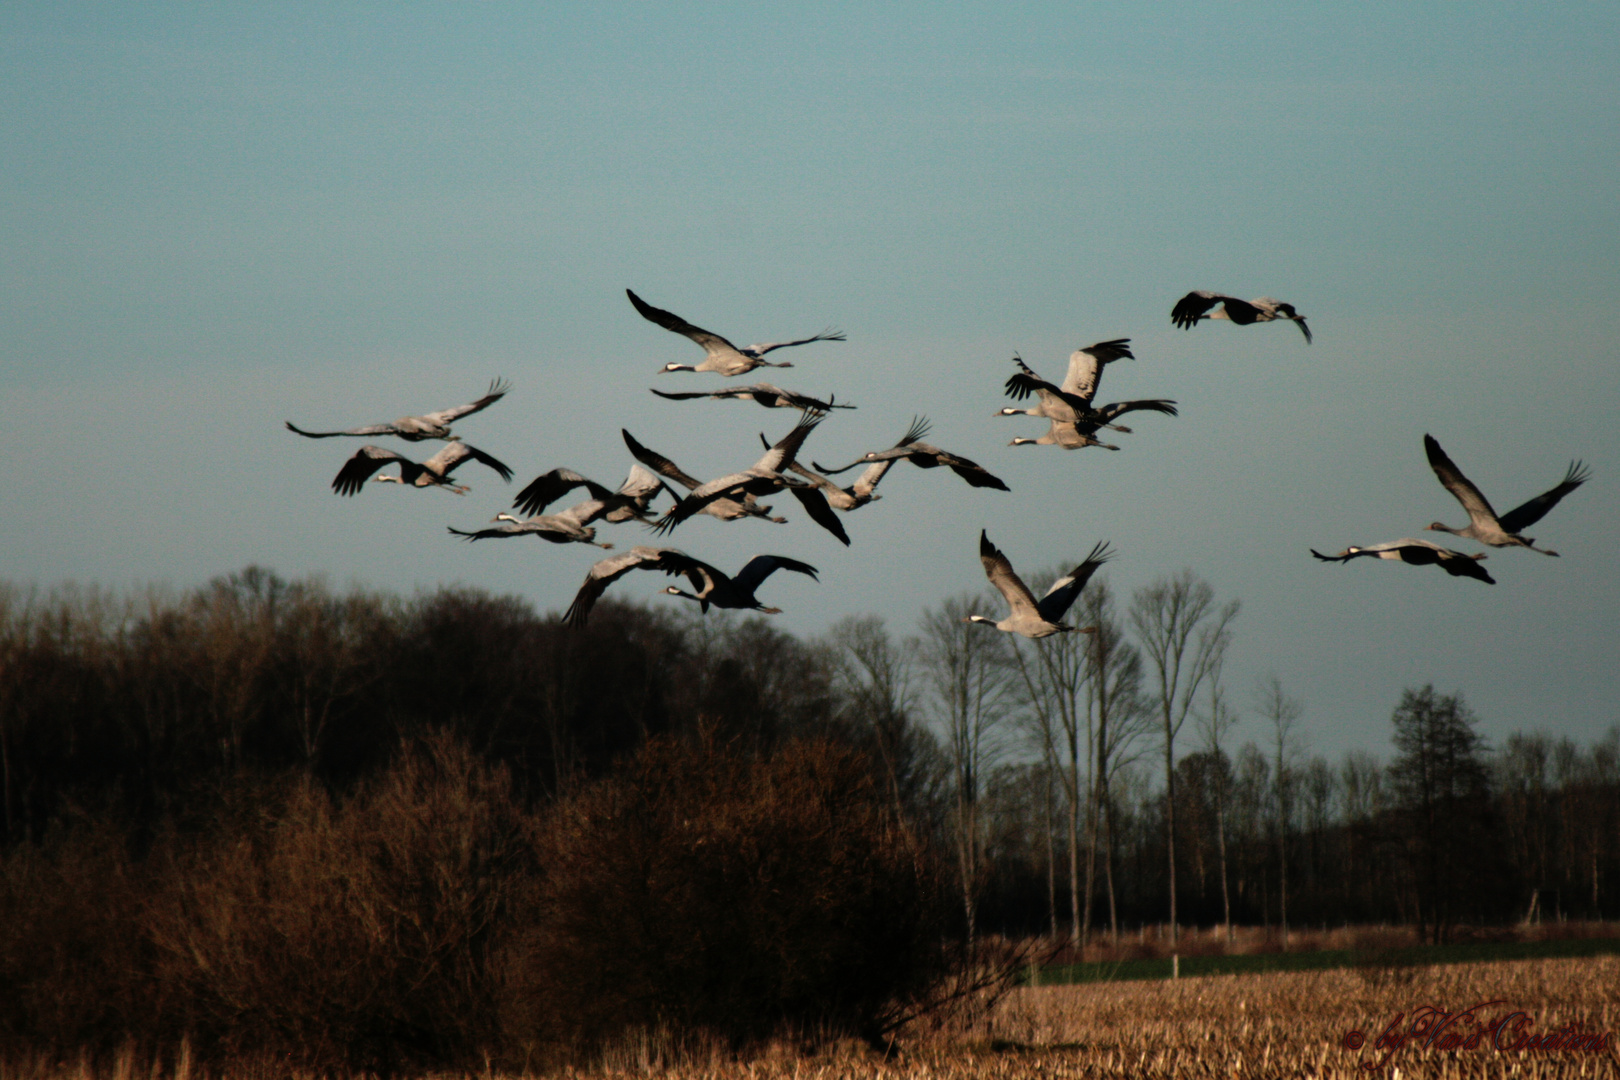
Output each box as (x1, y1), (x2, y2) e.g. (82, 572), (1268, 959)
(2, 567), (1616, 940)
(0, 567), (1616, 1066)
(0, 570), (962, 1070)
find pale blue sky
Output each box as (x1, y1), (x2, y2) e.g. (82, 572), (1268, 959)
(3, 4), (1616, 761)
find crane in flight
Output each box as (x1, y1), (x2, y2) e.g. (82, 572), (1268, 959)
(563, 547), (819, 628)
(628, 289), (845, 376)
(1171, 292), (1312, 343)
(287, 378), (511, 441)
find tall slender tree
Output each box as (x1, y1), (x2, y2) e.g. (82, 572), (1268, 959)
(919, 593), (1012, 944)
(1130, 572), (1238, 946)
(827, 615), (926, 821)
(1080, 581), (1151, 944)
(1007, 568), (1093, 946)
(1255, 675), (1302, 947)
(1388, 685), (1492, 944)
(1195, 654), (1240, 943)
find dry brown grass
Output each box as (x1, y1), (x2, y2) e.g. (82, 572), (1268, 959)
(972, 954), (1620, 1078)
(4, 955), (1616, 1079)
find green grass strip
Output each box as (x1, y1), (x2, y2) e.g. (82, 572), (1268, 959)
(1028, 935), (1620, 986)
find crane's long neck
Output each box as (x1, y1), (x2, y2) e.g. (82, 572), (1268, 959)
(664, 586), (712, 614)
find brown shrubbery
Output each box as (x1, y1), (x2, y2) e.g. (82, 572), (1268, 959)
(0, 733), (956, 1074)
(143, 735), (529, 1071)
(511, 736), (951, 1056)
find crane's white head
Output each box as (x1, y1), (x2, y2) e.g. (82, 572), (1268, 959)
(660, 363), (695, 373)
(994, 407), (1027, 417)
(964, 614), (998, 627)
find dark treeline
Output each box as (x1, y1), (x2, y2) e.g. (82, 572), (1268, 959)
(974, 686), (1619, 946)
(1, 568), (1617, 1069)
(0, 569), (959, 1073)
(0, 566), (853, 839)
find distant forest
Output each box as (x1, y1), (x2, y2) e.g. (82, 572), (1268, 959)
(0, 567), (1616, 1069)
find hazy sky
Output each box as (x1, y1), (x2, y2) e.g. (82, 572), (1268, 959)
(4, 4), (1616, 764)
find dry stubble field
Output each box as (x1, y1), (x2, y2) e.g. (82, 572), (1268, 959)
(601, 955), (1620, 1080)
(9, 956), (1618, 1080)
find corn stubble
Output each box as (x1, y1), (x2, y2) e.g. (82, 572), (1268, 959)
(588, 956), (1618, 1078)
(5, 956), (1612, 1079)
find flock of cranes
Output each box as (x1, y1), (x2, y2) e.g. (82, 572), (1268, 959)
(285, 286), (1589, 632)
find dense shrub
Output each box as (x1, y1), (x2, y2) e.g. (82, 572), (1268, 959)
(142, 735), (532, 1073)
(0, 730), (958, 1073)
(512, 735), (954, 1056)
(0, 826), (156, 1057)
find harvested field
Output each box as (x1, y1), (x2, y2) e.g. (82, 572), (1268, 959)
(589, 955), (1619, 1078)
(7, 955), (1615, 1079)
(972, 954), (1620, 1078)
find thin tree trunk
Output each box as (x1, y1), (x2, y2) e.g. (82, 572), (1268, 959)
(1044, 773), (1057, 941)
(1216, 797), (1232, 945)
(0, 718), (10, 845)
(1082, 765), (1098, 948)
(1067, 760), (1081, 946)
(1105, 791), (1120, 943)
(1279, 820), (1289, 948)
(1165, 739), (1178, 946)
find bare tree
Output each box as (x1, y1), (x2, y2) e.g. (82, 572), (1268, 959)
(1079, 581), (1152, 944)
(1388, 685), (1491, 944)
(1338, 749), (1385, 916)
(0, 584), (24, 844)
(194, 568), (283, 771)
(1195, 650), (1241, 943)
(1255, 675), (1303, 947)
(1299, 755), (1335, 912)
(1006, 567), (1093, 946)
(827, 615), (923, 819)
(1129, 571), (1238, 946)
(918, 593), (1013, 944)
